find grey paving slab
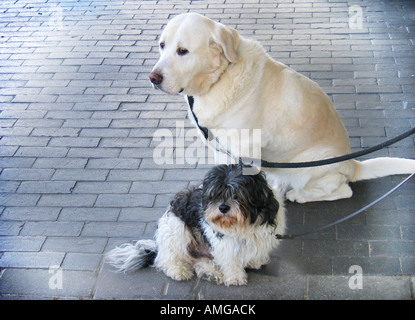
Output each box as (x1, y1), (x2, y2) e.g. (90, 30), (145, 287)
(95, 264), (199, 300)
(1, 0), (414, 300)
(0, 268), (96, 299)
(307, 275), (413, 300)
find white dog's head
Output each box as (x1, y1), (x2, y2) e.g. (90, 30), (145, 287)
(149, 13), (240, 96)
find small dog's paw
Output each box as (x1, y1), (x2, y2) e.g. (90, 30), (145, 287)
(204, 273), (224, 285)
(196, 268), (224, 284)
(194, 261), (224, 284)
(247, 262), (264, 270)
(165, 266), (194, 281)
(223, 273), (248, 286)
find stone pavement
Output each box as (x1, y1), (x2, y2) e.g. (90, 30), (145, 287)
(0, 0), (414, 300)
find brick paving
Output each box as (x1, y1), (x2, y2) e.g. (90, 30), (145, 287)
(0, 0), (414, 300)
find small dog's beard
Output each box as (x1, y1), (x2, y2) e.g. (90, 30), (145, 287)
(204, 201), (250, 235)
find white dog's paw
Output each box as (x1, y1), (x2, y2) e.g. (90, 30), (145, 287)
(286, 189), (308, 203)
(247, 261), (265, 270)
(164, 265), (194, 281)
(194, 262), (224, 284)
(203, 273), (224, 285)
(223, 272), (248, 286)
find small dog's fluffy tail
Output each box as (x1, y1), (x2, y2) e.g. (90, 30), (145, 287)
(105, 239), (157, 273)
(351, 158), (415, 182)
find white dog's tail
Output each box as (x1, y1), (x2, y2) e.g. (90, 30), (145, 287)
(351, 158), (415, 182)
(105, 239), (157, 273)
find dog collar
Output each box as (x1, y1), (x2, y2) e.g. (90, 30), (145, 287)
(186, 95), (210, 141)
(186, 95), (239, 162)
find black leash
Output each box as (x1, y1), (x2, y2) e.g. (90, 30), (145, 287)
(186, 95), (415, 169)
(274, 172), (414, 239)
(258, 128), (415, 168)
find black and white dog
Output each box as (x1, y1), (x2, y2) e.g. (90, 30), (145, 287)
(106, 164), (285, 286)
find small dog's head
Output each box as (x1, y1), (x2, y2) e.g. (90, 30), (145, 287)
(202, 164), (279, 235)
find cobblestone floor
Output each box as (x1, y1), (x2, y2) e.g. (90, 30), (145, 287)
(0, 0), (414, 300)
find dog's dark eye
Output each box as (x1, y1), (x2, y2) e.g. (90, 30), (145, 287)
(159, 42), (165, 49)
(177, 47), (189, 56)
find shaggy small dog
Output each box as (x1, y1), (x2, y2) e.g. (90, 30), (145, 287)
(106, 164), (285, 286)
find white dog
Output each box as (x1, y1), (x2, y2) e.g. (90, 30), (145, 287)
(149, 13), (415, 203)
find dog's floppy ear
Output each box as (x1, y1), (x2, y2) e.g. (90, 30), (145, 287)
(258, 190), (279, 226)
(211, 24), (240, 64)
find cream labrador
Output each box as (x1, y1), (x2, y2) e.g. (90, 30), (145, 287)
(149, 13), (415, 203)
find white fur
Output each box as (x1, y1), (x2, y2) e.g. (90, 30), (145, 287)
(105, 239), (157, 273)
(152, 13), (415, 203)
(154, 210), (196, 281)
(202, 222), (276, 286)
(352, 158), (415, 182)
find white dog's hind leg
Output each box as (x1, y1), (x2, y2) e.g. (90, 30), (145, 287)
(286, 173), (353, 203)
(154, 212), (195, 281)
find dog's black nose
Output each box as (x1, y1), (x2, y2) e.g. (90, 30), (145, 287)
(219, 204), (230, 214)
(149, 71), (163, 85)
